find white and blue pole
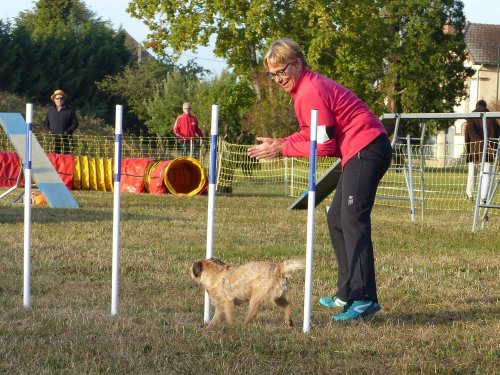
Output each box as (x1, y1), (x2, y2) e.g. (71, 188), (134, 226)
(303, 109), (318, 333)
(111, 105), (123, 316)
(204, 104), (219, 324)
(23, 103), (33, 309)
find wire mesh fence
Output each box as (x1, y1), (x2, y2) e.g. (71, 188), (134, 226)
(1, 132), (499, 218)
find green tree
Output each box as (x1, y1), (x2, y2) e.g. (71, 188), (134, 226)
(0, 21), (20, 92)
(195, 71), (256, 142)
(97, 58), (214, 134)
(127, 0), (311, 102)
(4, 0), (133, 121)
(379, 0), (473, 135)
(143, 69), (199, 137)
(127, 0), (472, 136)
(97, 59), (172, 124)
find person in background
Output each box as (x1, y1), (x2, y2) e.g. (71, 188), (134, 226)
(248, 38), (392, 321)
(465, 100), (500, 203)
(173, 102), (204, 156)
(43, 89), (79, 154)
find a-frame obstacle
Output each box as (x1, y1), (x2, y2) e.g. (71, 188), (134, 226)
(0, 112), (79, 208)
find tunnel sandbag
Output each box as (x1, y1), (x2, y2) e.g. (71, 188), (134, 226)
(104, 158), (113, 192)
(73, 155), (81, 190)
(0, 151), (21, 187)
(88, 157), (98, 191)
(47, 153), (75, 190)
(95, 158), (106, 192)
(120, 158), (153, 194)
(79, 155), (90, 190)
(164, 157), (207, 196)
(144, 160), (170, 195)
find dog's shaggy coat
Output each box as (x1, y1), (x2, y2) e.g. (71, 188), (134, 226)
(191, 258), (305, 326)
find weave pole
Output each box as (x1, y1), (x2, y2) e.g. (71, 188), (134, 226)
(23, 103), (33, 309)
(303, 109), (318, 333)
(111, 105), (123, 316)
(204, 104), (219, 324)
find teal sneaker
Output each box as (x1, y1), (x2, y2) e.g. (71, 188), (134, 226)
(332, 300), (381, 321)
(319, 295), (347, 309)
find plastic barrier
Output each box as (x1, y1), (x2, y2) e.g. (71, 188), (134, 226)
(0, 151), (21, 187)
(164, 157), (207, 196)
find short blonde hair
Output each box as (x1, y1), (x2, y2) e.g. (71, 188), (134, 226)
(263, 38), (307, 69)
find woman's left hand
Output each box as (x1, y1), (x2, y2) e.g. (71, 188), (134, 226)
(247, 137), (284, 160)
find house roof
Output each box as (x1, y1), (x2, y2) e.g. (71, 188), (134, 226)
(465, 23), (500, 65)
(123, 30), (153, 61)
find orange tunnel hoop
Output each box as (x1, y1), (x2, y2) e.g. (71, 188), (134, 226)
(164, 157), (207, 196)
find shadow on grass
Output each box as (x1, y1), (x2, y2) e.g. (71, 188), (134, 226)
(310, 299), (500, 328)
(382, 304), (500, 325)
(0, 206), (179, 224)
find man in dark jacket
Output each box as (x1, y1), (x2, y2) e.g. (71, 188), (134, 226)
(43, 89), (79, 154)
(465, 100), (500, 202)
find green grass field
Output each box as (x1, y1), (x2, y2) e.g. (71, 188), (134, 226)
(1, 189), (499, 374)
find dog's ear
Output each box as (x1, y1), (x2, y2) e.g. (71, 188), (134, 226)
(192, 261), (203, 278)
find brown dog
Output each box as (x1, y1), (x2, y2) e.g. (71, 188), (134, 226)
(191, 258), (305, 327)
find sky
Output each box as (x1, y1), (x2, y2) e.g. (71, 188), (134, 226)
(2, 0), (499, 75)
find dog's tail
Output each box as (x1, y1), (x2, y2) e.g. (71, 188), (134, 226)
(280, 259), (306, 276)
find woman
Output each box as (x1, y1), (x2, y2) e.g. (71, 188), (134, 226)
(248, 38), (392, 321)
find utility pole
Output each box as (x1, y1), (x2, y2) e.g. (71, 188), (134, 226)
(496, 43), (499, 110)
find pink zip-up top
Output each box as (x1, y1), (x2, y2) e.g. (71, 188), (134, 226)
(282, 69), (386, 168)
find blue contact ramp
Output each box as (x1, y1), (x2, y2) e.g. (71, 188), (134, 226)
(0, 112), (79, 208)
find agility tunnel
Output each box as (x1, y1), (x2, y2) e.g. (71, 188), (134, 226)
(162, 157), (207, 196)
(0, 151), (21, 188)
(0, 152), (207, 196)
(144, 160), (170, 195)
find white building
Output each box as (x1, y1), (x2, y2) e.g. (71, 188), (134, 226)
(441, 22), (500, 163)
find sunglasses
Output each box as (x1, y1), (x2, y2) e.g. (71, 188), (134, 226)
(55, 97), (64, 100)
(266, 63), (290, 80)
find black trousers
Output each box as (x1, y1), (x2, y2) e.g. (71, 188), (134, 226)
(326, 133), (392, 303)
(53, 134), (72, 154)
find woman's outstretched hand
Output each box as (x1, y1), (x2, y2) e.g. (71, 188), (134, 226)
(247, 137), (284, 160)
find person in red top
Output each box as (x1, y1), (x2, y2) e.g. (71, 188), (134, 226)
(173, 102), (204, 156)
(248, 38), (392, 321)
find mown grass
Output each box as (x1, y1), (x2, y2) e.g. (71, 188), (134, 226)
(1, 189), (499, 374)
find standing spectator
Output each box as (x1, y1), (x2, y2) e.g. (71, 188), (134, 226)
(465, 100), (500, 203)
(173, 102), (204, 156)
(248, 38), (392, 321)
(43, 89), (79, 154)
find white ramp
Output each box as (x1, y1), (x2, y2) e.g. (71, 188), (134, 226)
(0, 112), (79, 208)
